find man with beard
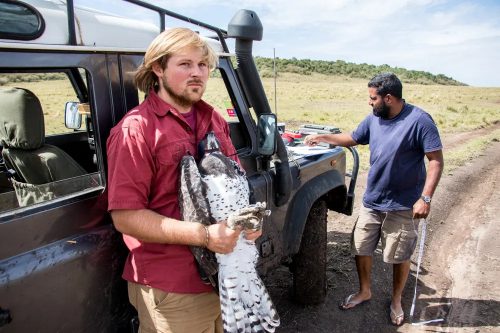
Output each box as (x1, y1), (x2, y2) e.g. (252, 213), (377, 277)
(107, 28), (261, 333)
(304, 73), (443, 326)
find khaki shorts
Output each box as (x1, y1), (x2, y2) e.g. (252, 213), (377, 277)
(128, 282), (223, 333)
(351, 205), (419, 264)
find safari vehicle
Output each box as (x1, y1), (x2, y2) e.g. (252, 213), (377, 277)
(0, 0), (358, 331)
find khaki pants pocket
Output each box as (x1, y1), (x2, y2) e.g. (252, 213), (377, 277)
(393, 229), (418, 262)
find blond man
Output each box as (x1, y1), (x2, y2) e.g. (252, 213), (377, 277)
(107, 28), (260, 333)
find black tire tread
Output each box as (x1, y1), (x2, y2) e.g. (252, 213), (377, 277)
(292, 200), (328, 305)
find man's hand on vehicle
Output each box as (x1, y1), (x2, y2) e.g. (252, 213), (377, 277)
(304, 134), (320, 146)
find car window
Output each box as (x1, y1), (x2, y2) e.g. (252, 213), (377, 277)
(0, 69), (103, 215)
(0, 72), (87, 133)
(204, 69), (239, 121)
(0, 0), (45, 40)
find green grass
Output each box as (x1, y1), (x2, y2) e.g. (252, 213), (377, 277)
(205, 73), (500, 172)
(5, 73), (500, 173)
(205, 73), (500, 134)
(443, 129), (500, 175)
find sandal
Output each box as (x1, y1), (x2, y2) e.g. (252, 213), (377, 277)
(390, 305), (404, 326)
(339, 293), (370, 310)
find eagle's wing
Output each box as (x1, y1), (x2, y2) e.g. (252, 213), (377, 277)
(179, 154), (218, 287)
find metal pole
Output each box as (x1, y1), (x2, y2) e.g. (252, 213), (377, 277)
(66, 0), (76, 45)
(410, 218), (445, 325)
(273, 48), (277, 116)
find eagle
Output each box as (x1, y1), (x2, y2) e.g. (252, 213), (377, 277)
(179, 132), (280, 333)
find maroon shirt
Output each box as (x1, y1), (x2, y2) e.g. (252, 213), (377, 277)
(107, 89), (238, 293)
(181, 108), (197, 132)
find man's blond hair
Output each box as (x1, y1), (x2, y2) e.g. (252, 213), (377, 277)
(134, 28), (218, 92)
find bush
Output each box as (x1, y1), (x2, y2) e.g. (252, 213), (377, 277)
(252, 57), (465, 86)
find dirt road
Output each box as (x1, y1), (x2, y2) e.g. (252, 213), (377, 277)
(266, 127), (500, 332)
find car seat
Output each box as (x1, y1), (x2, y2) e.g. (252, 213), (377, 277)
(0, 87), (87, 185)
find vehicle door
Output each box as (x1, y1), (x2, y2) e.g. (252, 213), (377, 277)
(0, 50), (132, 332)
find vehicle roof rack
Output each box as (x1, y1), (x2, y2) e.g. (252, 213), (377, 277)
(124, 0), (228, 44)
(75, 0), (230, 52)
(1, 0), (230, 53)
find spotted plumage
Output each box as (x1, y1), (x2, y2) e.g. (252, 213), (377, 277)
(179, 132), (280, 333)
(179, 153), (218, 286)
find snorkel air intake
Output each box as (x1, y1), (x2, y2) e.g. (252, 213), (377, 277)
(228, 10), (292, 207)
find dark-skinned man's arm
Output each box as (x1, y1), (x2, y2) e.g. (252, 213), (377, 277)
(303, 133), (358, 147)
(413, 149), (444, 219)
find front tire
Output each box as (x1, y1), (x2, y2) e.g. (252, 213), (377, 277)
(291, 199), (327, 305)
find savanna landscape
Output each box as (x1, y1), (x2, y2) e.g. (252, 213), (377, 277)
(245, 73), (500, 332)
(2, 65), (499, 332)
(213, 70), (499, 332)
(206, 72), (500, 174)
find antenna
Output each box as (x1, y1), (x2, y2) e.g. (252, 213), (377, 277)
(273, 48), (277, 116)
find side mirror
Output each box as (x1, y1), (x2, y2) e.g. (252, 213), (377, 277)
(64, 102), (82, 129)
(257, 113), (277, 156)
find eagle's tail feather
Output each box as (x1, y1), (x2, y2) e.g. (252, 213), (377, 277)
(218, 241), (279, 333)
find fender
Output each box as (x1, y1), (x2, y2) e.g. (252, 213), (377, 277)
(282, 169), (347, 255)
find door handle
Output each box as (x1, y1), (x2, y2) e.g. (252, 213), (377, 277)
(0, 307), (12, 327)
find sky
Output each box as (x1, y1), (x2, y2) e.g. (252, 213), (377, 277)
(80, 0), (500, 87)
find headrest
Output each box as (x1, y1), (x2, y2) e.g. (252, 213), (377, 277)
(0, 87), (45, 150)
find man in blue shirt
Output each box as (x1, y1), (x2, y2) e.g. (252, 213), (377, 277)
(304, 73), (443, 326)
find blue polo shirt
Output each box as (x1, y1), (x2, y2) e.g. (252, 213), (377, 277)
(351, 103), (442, 211)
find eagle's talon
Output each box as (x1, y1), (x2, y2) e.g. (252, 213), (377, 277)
(227, 202), (270, 230)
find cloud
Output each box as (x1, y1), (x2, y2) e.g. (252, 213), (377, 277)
(242, 0), (500, 86)
(83, 0), (500, 86)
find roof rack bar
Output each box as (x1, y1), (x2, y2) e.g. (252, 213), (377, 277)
(160, 12), (165, 31)
(123, 0), (230, 52)
(66, 0), (77, 45)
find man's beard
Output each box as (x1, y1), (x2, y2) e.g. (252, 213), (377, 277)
(162, 79), (205, 108)
(372, 101), (390, 119)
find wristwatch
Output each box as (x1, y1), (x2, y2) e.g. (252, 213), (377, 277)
(420, 195), (432, 204)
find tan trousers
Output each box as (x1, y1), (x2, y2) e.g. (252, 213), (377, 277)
(351, 206), (419, 264)
(128, 282), (223, 333)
